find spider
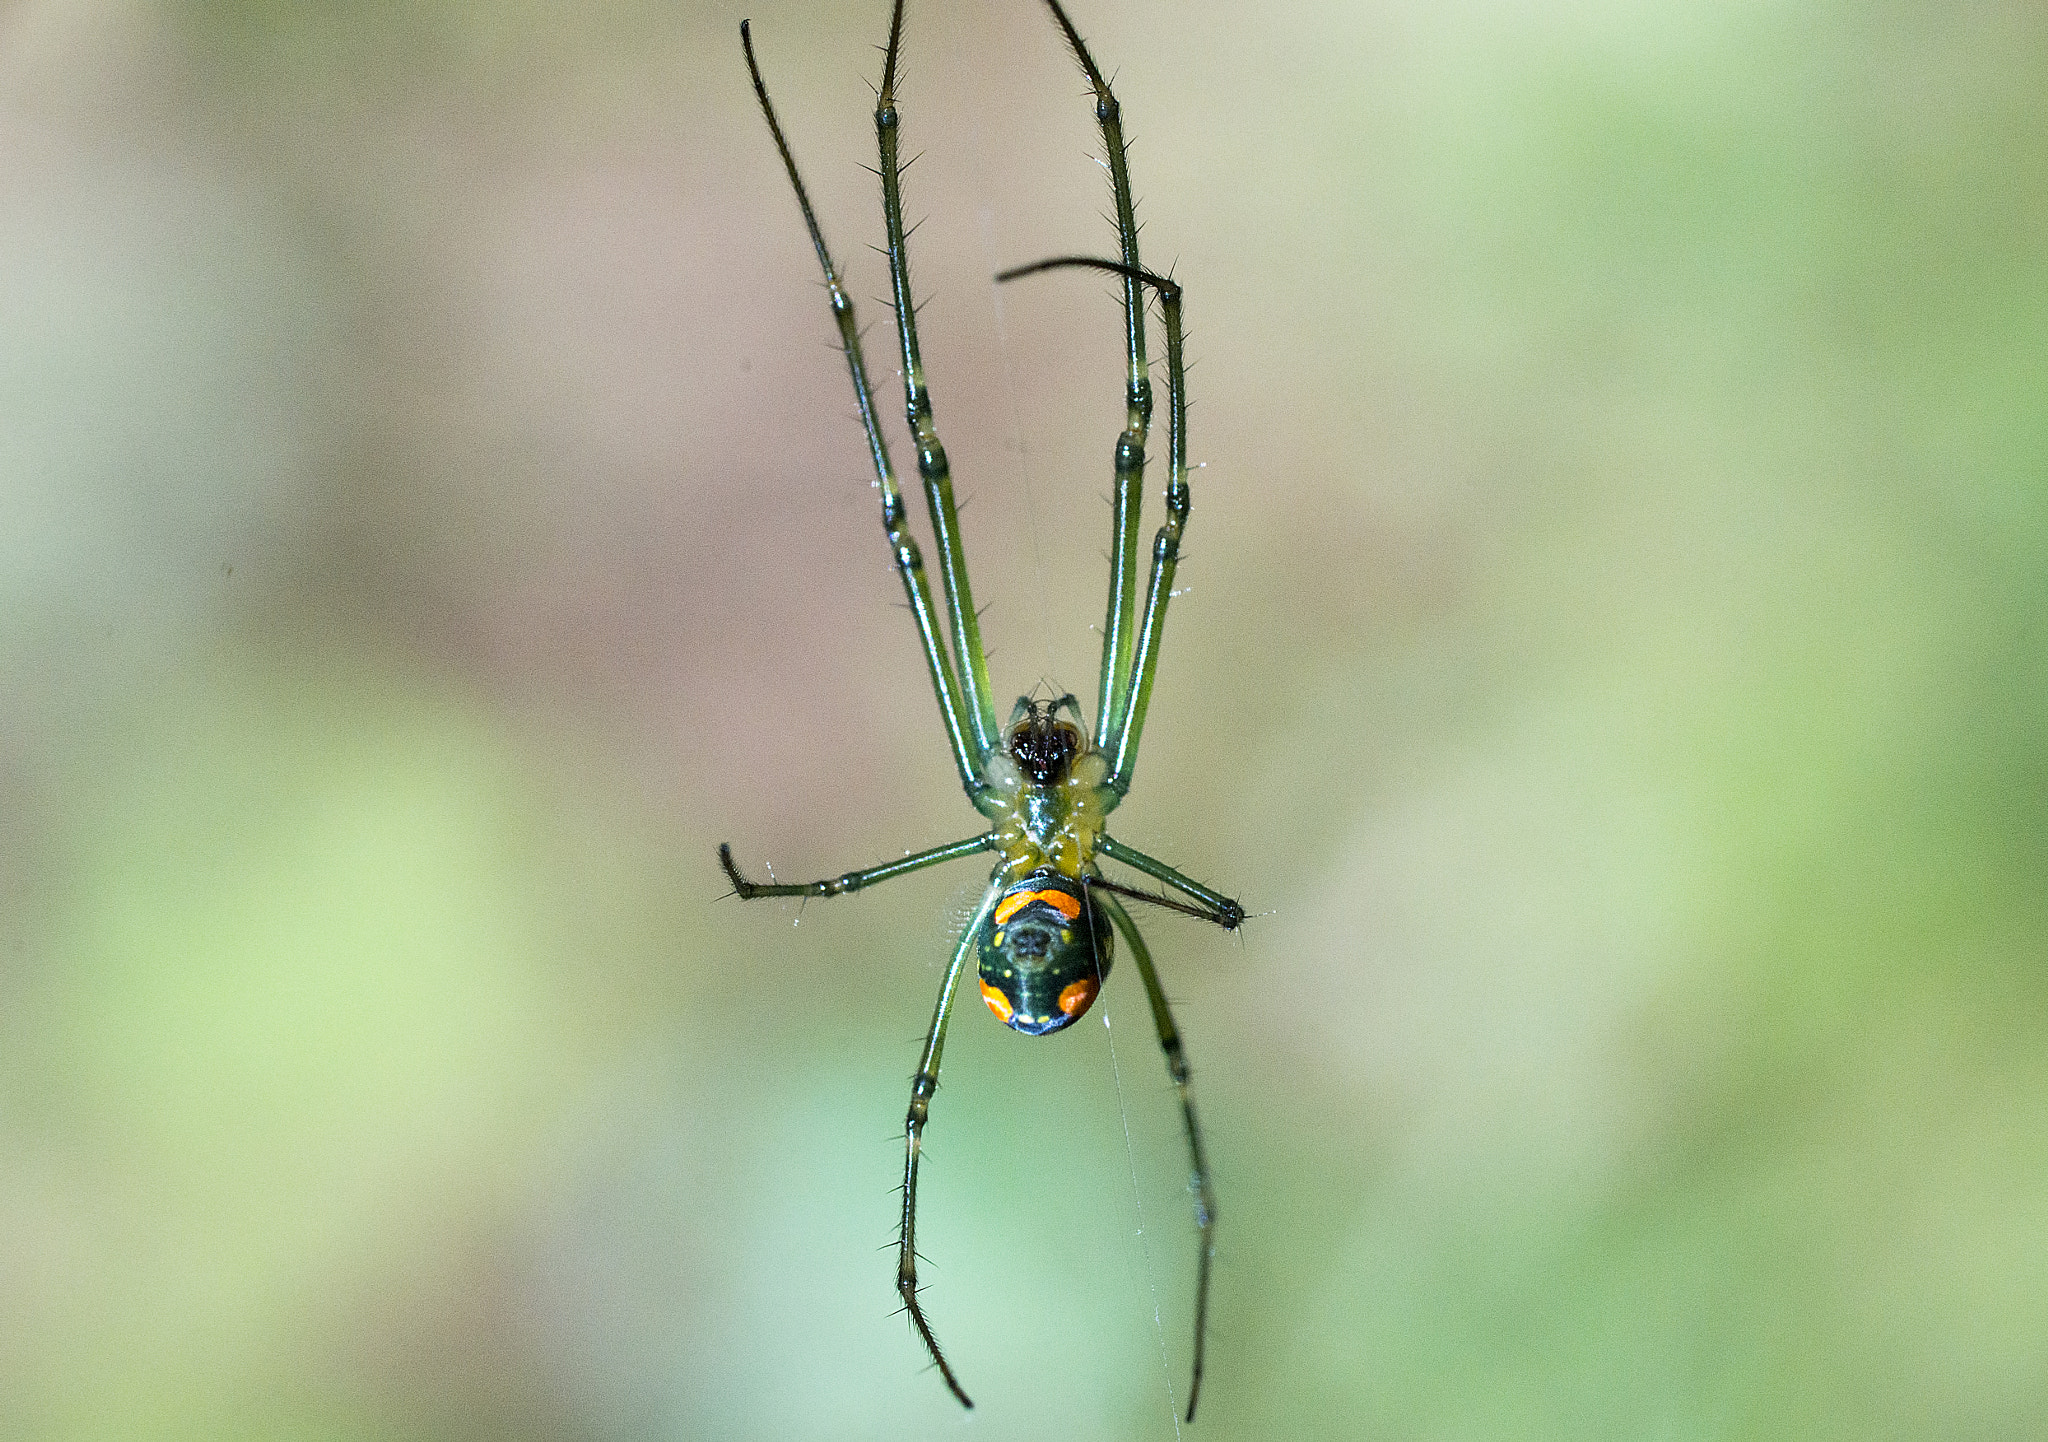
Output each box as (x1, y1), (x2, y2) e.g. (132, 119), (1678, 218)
(723, 0), (1243, 1420)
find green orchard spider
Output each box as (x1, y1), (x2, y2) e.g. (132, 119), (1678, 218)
(722, 0), (1243, 1420)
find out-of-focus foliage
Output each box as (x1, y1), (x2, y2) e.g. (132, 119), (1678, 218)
(3, 2), (2043, 1438)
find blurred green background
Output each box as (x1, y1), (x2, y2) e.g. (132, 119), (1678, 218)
(4, 0), (2045, 1438)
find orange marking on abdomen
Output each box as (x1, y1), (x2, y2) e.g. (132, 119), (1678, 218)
(979, 980), (1014, 1023)
(1057, 977), (1099, 1017)
(994, 888), (1084, 927)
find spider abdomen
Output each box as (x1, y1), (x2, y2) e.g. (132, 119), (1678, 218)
(975, 873), (1112, 1035)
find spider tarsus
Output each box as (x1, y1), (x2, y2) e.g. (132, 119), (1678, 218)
(898, 1280), (973, 1409)
(1088, 872), (1244, 930)
(716, 842), (758, 899)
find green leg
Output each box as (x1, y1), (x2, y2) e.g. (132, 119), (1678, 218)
(740, 23), (991, 813)
(718, 835), (991, 901)
(899, 880), (1003, 1410)
(1104, 272), (1188, 795)
(876, 0), (1000, 766)
(1099, 892), (1214, 1423)
(991, 257), (1190, 796)
(1037, 0), (1152, 752)
(1097, 834), (1244, 929)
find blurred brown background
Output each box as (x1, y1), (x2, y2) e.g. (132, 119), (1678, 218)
(3, 1), (2044, 1438)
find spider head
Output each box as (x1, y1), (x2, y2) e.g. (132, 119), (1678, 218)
(976, 872), (1112, 1035)
(1006, 694), (1087, 786)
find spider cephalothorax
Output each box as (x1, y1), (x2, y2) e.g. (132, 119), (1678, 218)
(984, 695), (1112, 881)
(724, 0), (1242, 1420)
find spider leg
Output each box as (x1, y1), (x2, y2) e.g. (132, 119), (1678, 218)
(1036, 0), (1153, 754)
(992, 256), (1189, 796)
(875, 0), (1001, 770)
(718, 835), (992, 900)
(898, 879), (1003, 1409)
(1098, 891), (1215, 1423)
(1097, 834), (1244, 929)
(739, 22), (993, 813)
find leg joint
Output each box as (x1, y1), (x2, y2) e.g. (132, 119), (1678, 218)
(1161, 1037), (1190, 1084)
(906, 1071), (937, 1126)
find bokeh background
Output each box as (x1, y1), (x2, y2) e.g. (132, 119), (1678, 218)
(4, 0), (2045, 1438)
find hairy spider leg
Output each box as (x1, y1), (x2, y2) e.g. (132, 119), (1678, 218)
(739, 21), (995, 814)
(1037, 0), (1154, 756)
(1098, 833), (1245, 929)
(1098, 890), (1215, 1423)
(717, 837), (992, 901)
(898, 881), (1004, 1410)
(994, 256), (1188, 796)
(877, 0), (1001, 766)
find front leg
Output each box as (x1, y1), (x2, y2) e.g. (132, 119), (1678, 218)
(738, 21), (993, 812)
(874, 0), (1000, 760)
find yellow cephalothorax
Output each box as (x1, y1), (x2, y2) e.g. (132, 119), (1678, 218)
(982, 699), (1113, 880)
